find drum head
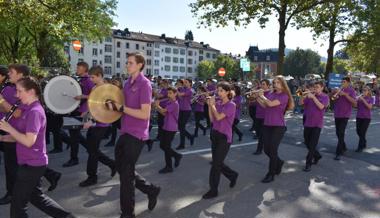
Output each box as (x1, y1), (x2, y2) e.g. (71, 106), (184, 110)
(43, 75), (82, 114)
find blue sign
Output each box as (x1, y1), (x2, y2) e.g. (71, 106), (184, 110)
(240, 58), (250, 72)
(328, 73), (343, 89)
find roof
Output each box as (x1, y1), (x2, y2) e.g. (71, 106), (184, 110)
(246, 46), (279, 62)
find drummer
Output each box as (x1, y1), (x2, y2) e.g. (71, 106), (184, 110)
(62, 61), (94, 167)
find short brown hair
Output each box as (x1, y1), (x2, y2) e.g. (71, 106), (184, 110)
(89, 66), (104, 77)
(128, 52), (145, 71)
(77, 62), (89, 72)
(8, 64), (30, 77)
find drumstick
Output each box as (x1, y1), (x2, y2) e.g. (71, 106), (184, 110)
(62, 92), (77, 99)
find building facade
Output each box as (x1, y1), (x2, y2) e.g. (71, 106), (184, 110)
(66, 29), (220, 79)
(246, 46), (278, 79)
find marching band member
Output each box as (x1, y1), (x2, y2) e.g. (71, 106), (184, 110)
(257, 76), (294, 183)
(331, 77), (356, 160)
(63, 61), (93, 167)
(253, 79), (271, 155)
(176, 79), (194, 150)
(202, 82), (239, 199)
(299, 81), (329, 172)
(154, 79), (169, 141)
(355, 86), (373, 152)
(193, 86), (207, 137)
(78, 66), (116, 187)
(248, 80), (259, 133)
(154, 86), (183, 173)
(232, 85), (243, 141)
(0, 77), (75, 218)
(106, 53), (160, 218)
(204, 78), (217, 128)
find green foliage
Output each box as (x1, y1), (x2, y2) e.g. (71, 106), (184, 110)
(333, 58), (350, 74)
(197, 55), (240, 80)
(284, 48), (321, 77)
(185, 30), (194, 41)
(197, 60), (215, 79)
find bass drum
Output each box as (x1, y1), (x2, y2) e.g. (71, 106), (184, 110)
(43, 75), (82, 114)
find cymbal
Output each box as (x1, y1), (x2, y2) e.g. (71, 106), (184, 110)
(88, 84), (124, 123)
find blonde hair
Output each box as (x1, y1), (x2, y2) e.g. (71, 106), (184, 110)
(273, 76), (295, 110)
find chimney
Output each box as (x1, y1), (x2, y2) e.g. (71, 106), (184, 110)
(160, 34), (166, 39)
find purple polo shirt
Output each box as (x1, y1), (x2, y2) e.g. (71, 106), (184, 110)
(163, 100), (179, 132)
(78, 75), (94, 113)
(15, 101), (48, 166)
(212, 100), (236, 143)
(194, 95), (206, 112)
(264, 92), (289, 126)
(357, 96), (373, 119)
(158, 88), (169, 108)
(334, 87), (356, 118)
(1, 85), (18, 126)
(233, 95), (242, 119)
(304, 93), (329, 128)
(120, 72), (152, 140)
(256, 91), (271, 119)
(178, 87), (192, 111)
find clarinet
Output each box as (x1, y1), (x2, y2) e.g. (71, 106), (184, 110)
(0, 101), (20, 135)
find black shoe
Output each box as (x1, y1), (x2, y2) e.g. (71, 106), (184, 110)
(229, 173), (238, 188)
(65, 214), (77, 218)
(48, 149), (63, 154)
(174, 154), (183, 168)
(104, 141), (115, 147)
(190, 136), (195, 146)
(303, 165), (311, 172)
(158, 167), (173, 174)
(47, 172), (62, 191)
(334, 155), (341, 161)
(355, 148), (363, 153)
(0, 193), (11, 205)
(193, 133), (198, 138)
(253, 150), (262, 155)
(148, 186), (160, 211)
(79, 177), (97, 187)
(202, 190), (218, 199)
(110, 166), (117, 177)
(238, 134), (243, 142)
(176, 145), (185, 150)
(313, 155), (322, 165)
(120, 215), (135, 218)
(146, 140), (153, 152)
(261, 173), (274, 183)
(153, 138), (160, 142)
(276, 160), (284, 175)
(62, 159), (79, 167)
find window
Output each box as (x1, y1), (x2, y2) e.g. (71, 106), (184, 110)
(173, 57), (179, 63)
(147, 50), (152, 56)
(99, 60), (102, 65)
(116, 51), (120, 58)
(92, 60), (97, 66)
(126, 53), (128, 58)
(92, 48), (98, 56)
(154, 69), (159, 75)
(199, 56), (204, 61)
(180, 66), (185, 72)
(116, 62), (120, 68)
(146, 69), (152, 74)
(154, 60), (160, 66)
(105, 55), (112, 63)
(155, 44), (160, 48)
(117, 41), (121, 48)
(165, 47), (171, 53)
(173, 48), (179, 54)
(105, 45), (112, 52)
(180, 49), (185, 55)
(199, 50), (204, 55)
(136, 44), (139, 50)
(206, 53), (210, 58)
(154, 51), (160, 57)
(105, 37), (112, 42)
(104, 66), (112, 74)
(172, 66), (179, 72)
(195, 52), (197, 56)
(254, 56), (258, 61)
(180, 58), (184, 64)
(164, 65), (170, 71)
(212, 54), (217, 59)
(187, 58), (193, 65)
(146, 59), (152, 65)
(164, 56), (171, 63)
(100, 49), (103, 55)
(266, 55), (270, 61)
(187, 67), (193, 73)
(126, 43), (130, 49)
(78, 58), (84, 62)
(147, 43), (153, 47)
(188, 50), (193, 56)
(79, 47), (84, 54)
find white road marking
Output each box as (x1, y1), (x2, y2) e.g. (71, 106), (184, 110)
(181, 141), (258, 155)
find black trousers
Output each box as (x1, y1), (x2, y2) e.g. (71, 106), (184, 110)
(335, 118), (349, 155)
(178, 110), (192, 146)
(156, 113), (164, 140)
(11, 165), (70, 218)
(86, 127), (115, 177)
(249, 105), (257, 130)
(209, 130), (237, 192)
(254, 118), (264, 152)
(2, 142), (17, 195)
(68, 128), (87, 161)
(105, 119), (120, 144)
(204, 104), (211, 127)
(115, 133), (156, 217)
(262, 126), (286, 175)
(46, 113), (63, 150)
(194, 111), (206, 136)
(304, 127), (322, 165)
(232, 118), (242, 139)
(356, 118), (371, 149)
(159, 130), (180, 168)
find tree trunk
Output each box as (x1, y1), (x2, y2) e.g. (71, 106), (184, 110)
(36, 30), (49, 67)
(277, 5), (287, 75)
(324, 8), (338, 80)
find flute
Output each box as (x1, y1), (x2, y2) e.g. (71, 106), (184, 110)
(331, 88), (342, 100)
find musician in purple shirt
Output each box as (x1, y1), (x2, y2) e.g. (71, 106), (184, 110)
(176, 79), (195, 150)
(154, 79), (169, 141)
(0, 77), (74, 218)
(202, 82), (239, 199)
(331, 77), (356, 160)
(106, 53), (160, 218)
(355, 86), (373, 152)
(204, 78), (216, 127)
(154, 87), (183, 174)
(63, 61), (94, 167)
(232, 85), (243, 141)
(193, 86), (207, 137)
(78, 66), (116, 187)
(299, 81), (329, 172)
(257, 76), (294, 183)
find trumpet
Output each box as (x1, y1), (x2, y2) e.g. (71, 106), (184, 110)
(296, 89), (312, 97)
(191, 92), (207, 104)
(245, 89), (264, 96)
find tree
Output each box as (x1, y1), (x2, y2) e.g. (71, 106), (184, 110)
(333, 58), (350, 74)
(197, 60), (215, 79)
(284, 48), (321, 77)
(190, 0), (325, 75)
(294, 0), (362, 79)
(185, 30), (194, 41)
(214, 55), (240, 80)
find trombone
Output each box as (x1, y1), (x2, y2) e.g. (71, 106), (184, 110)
(191, 92), (207, 104)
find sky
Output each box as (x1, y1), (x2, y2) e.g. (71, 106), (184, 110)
(114, 0), (339, 58)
